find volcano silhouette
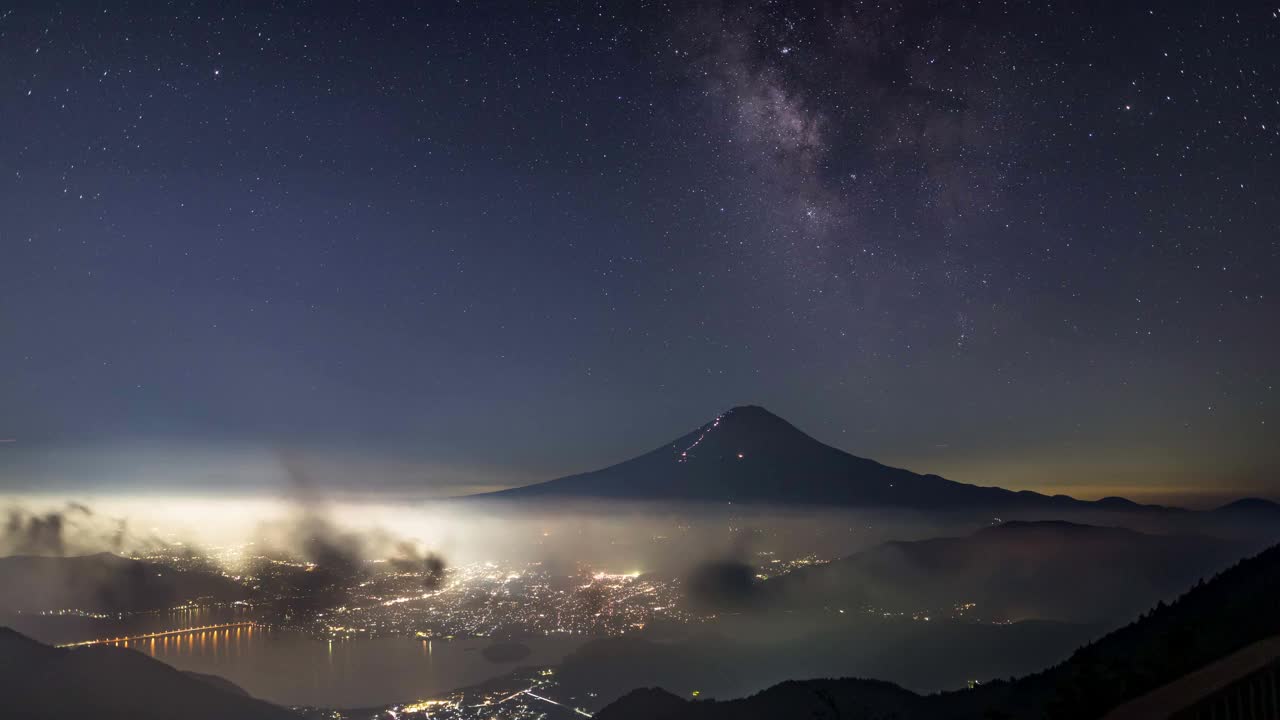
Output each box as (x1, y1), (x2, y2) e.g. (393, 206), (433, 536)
(472, 405), (1100, 510)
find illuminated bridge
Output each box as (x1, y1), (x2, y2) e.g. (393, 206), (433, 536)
(57, 622), (261, 648)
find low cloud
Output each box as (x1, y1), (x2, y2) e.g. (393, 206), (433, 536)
(1, 502), (147, 557)
(253, 455), (450, 620)
(686, 559), (763, 612)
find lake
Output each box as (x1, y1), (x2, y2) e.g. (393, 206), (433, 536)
(133, 626), (589, 707)
(8, 608), (590, 708)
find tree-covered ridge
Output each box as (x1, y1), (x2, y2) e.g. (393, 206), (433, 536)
(1021, 541), (1280, 719)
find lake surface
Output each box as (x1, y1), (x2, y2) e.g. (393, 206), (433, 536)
(9, 608), (590, 708)
(135, 627), (589, 707)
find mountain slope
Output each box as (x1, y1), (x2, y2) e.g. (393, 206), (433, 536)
(472, 406), (1111, 510)
(0, 626), (298, 720)
(766, 520), (1246, 623)
(1004, 540), (1280, 719)
(594, 541), (1280, 719)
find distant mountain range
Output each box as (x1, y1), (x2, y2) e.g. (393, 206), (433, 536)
(0, 627), (295, 720)
(764, 520), (1247, 623)
(595, 539), (1280, 719)
(472, 405), (1280, 518)
(0, 552), (246, 614)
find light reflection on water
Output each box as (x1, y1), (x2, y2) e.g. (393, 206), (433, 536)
(9, 605), (253, 647)
(104, 624), (585, 708)
(112, 622), (256, 660)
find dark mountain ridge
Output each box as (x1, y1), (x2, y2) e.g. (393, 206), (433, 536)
(765, 520), (1247, 623)
(595, 540), (1280, 719)
(1208, 496), (1280, 517)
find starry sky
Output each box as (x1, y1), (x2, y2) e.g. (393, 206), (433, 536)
(1, 1), (1276, 505)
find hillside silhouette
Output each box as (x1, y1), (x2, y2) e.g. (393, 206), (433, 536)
(594, 540), (1280, 719)
(766, 520), (1246, 623)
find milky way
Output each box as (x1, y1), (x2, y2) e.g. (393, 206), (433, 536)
(0, 1), (1276, 503)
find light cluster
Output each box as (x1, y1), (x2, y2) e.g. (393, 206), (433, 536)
(297, 667), (591, 720)
(288, 560), (703, 640)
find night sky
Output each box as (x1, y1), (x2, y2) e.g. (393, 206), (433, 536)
(1, 1), (1276, 504)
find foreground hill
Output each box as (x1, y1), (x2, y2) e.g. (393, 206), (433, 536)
(471, 405), (1151, 512)
(0, 552), (246, 613)
(595, 540), (1280, 719)
(0, 627), (298, 720)
(766, 520), (1245, 623)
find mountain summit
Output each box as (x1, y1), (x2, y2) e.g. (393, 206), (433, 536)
(472, 405), (1096, 510)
